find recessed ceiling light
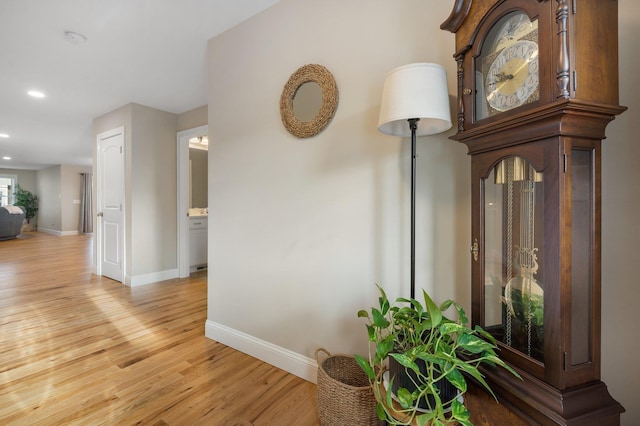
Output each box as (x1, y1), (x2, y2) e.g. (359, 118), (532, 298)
(2, 156), (11, 160)
(0, 134), (9, 138)
(28, 90), (45, 98)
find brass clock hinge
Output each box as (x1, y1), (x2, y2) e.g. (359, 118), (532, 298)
(572, 0), (577, 14)
(563, 351), (569, 371)
(470, 238), (479, 262)
(563, 154), (568, 173)
(573, 70), (577, 92)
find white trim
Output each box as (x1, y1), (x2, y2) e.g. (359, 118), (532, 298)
(38, 228), (79, 236)
(205, 320), (318, 384)
(128, 269), (179, 287)
(177, 125), (208, 278)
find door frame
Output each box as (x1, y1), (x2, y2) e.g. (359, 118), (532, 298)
(96, 126), (126, 283)
(177, 125), (208, 278)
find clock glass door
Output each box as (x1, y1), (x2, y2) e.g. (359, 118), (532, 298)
(484, 156), (544, 363)
(570, 148), (593, 367)
(475, 11), (539, 121)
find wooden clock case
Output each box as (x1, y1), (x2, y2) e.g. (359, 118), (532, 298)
(441, 1), (626, 424)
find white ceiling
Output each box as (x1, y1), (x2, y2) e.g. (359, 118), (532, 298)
(0, 0), (279, 170)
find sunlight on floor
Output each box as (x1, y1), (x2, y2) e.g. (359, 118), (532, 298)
(88, 287), (151, 341)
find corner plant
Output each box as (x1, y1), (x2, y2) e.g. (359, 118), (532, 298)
(355, 284), (520, 426)
(13, 184), (39, 223)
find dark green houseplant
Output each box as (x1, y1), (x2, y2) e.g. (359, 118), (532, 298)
(355, 285), (520, 426)
(13, 185), (39, 224)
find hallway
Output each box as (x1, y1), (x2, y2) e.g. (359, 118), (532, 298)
(0, 232), (318, 425)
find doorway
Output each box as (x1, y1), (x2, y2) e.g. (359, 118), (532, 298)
(177, 125), (208, 278)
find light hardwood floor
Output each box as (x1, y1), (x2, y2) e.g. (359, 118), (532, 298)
(0, 232), (319, 425)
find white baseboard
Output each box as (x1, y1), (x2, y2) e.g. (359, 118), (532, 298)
(205, 320), (318, 384)
(38, 228), (79, 236)
(128, 268), (178, 287)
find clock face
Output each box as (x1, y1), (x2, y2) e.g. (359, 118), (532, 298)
(475, 11), (539, 120)
(492, 13), (535, 52)
(486, 40), (539, 112)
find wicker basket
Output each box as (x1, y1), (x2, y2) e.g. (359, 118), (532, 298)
(315, 348), (382, 426)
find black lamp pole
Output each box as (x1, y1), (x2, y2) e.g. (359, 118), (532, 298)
(408, 117), (419, 300)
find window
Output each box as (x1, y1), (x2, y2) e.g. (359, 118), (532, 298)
(0, 175), (17, 206)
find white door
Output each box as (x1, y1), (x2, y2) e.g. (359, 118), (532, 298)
(97, 127), (125, 282)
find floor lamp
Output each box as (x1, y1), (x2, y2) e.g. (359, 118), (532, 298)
(377, 63), (452, 299)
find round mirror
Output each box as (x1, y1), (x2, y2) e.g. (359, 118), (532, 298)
(292, 82), (323, 122)
(280, 64), (338, 138)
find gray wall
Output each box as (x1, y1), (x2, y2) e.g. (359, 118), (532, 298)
(206, 0), (467, 376)
(130, 103), (178, 277)
(36, 166), (61, 231)
(178, 105), (208, 133)
(35, 165), (91, 233)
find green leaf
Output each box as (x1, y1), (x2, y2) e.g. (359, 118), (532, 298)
(416, 354), (445, 371)
(439, 322), (466, 336)
(452, 301), (469, 325)
(376, 402), (386, 420)
(422, 289), (443, 327)
(457, 333), (495, 354)
(366, 324), (376, 341)
(371, 308), (389, 328)
(375, 283), (388, 300)
(444, 368), (467, 393)
(451, 397), (469, 418)
(439, 299), (454, 312)
(374, 340), (394, 364)
(416, 412), (437, 426)
(451, 398), (472, 425)
(389, 353), (420, 373)
(433, 340), (455, 358)
(357, 309), (369, 319)
(380, 297), (390, 316)
(385, 375), (395, 408)
(473, 325), (497, 343)
(458, 363), (496, 399)
(354, 354), (375, 380)
(396, 386), (414, 408)
(481, 354), (522, 379)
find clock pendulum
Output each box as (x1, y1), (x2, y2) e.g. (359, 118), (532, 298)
(498, 157), (544, 361)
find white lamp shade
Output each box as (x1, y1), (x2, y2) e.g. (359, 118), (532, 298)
(377, 63), (452, 137)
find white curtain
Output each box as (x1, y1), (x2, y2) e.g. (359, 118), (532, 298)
(79, 173), (93, 234)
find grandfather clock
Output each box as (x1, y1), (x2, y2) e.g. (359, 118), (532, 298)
(441, 1), (626, 424)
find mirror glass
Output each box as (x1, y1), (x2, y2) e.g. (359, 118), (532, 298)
(189, 146), (208, 210)
(293, 82), (323, 122)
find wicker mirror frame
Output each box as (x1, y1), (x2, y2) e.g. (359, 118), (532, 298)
(280, 64), (338, 138)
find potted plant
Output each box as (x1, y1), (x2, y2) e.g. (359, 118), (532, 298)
(13, 185), (39, 230)
(355, 284), (520, 426)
